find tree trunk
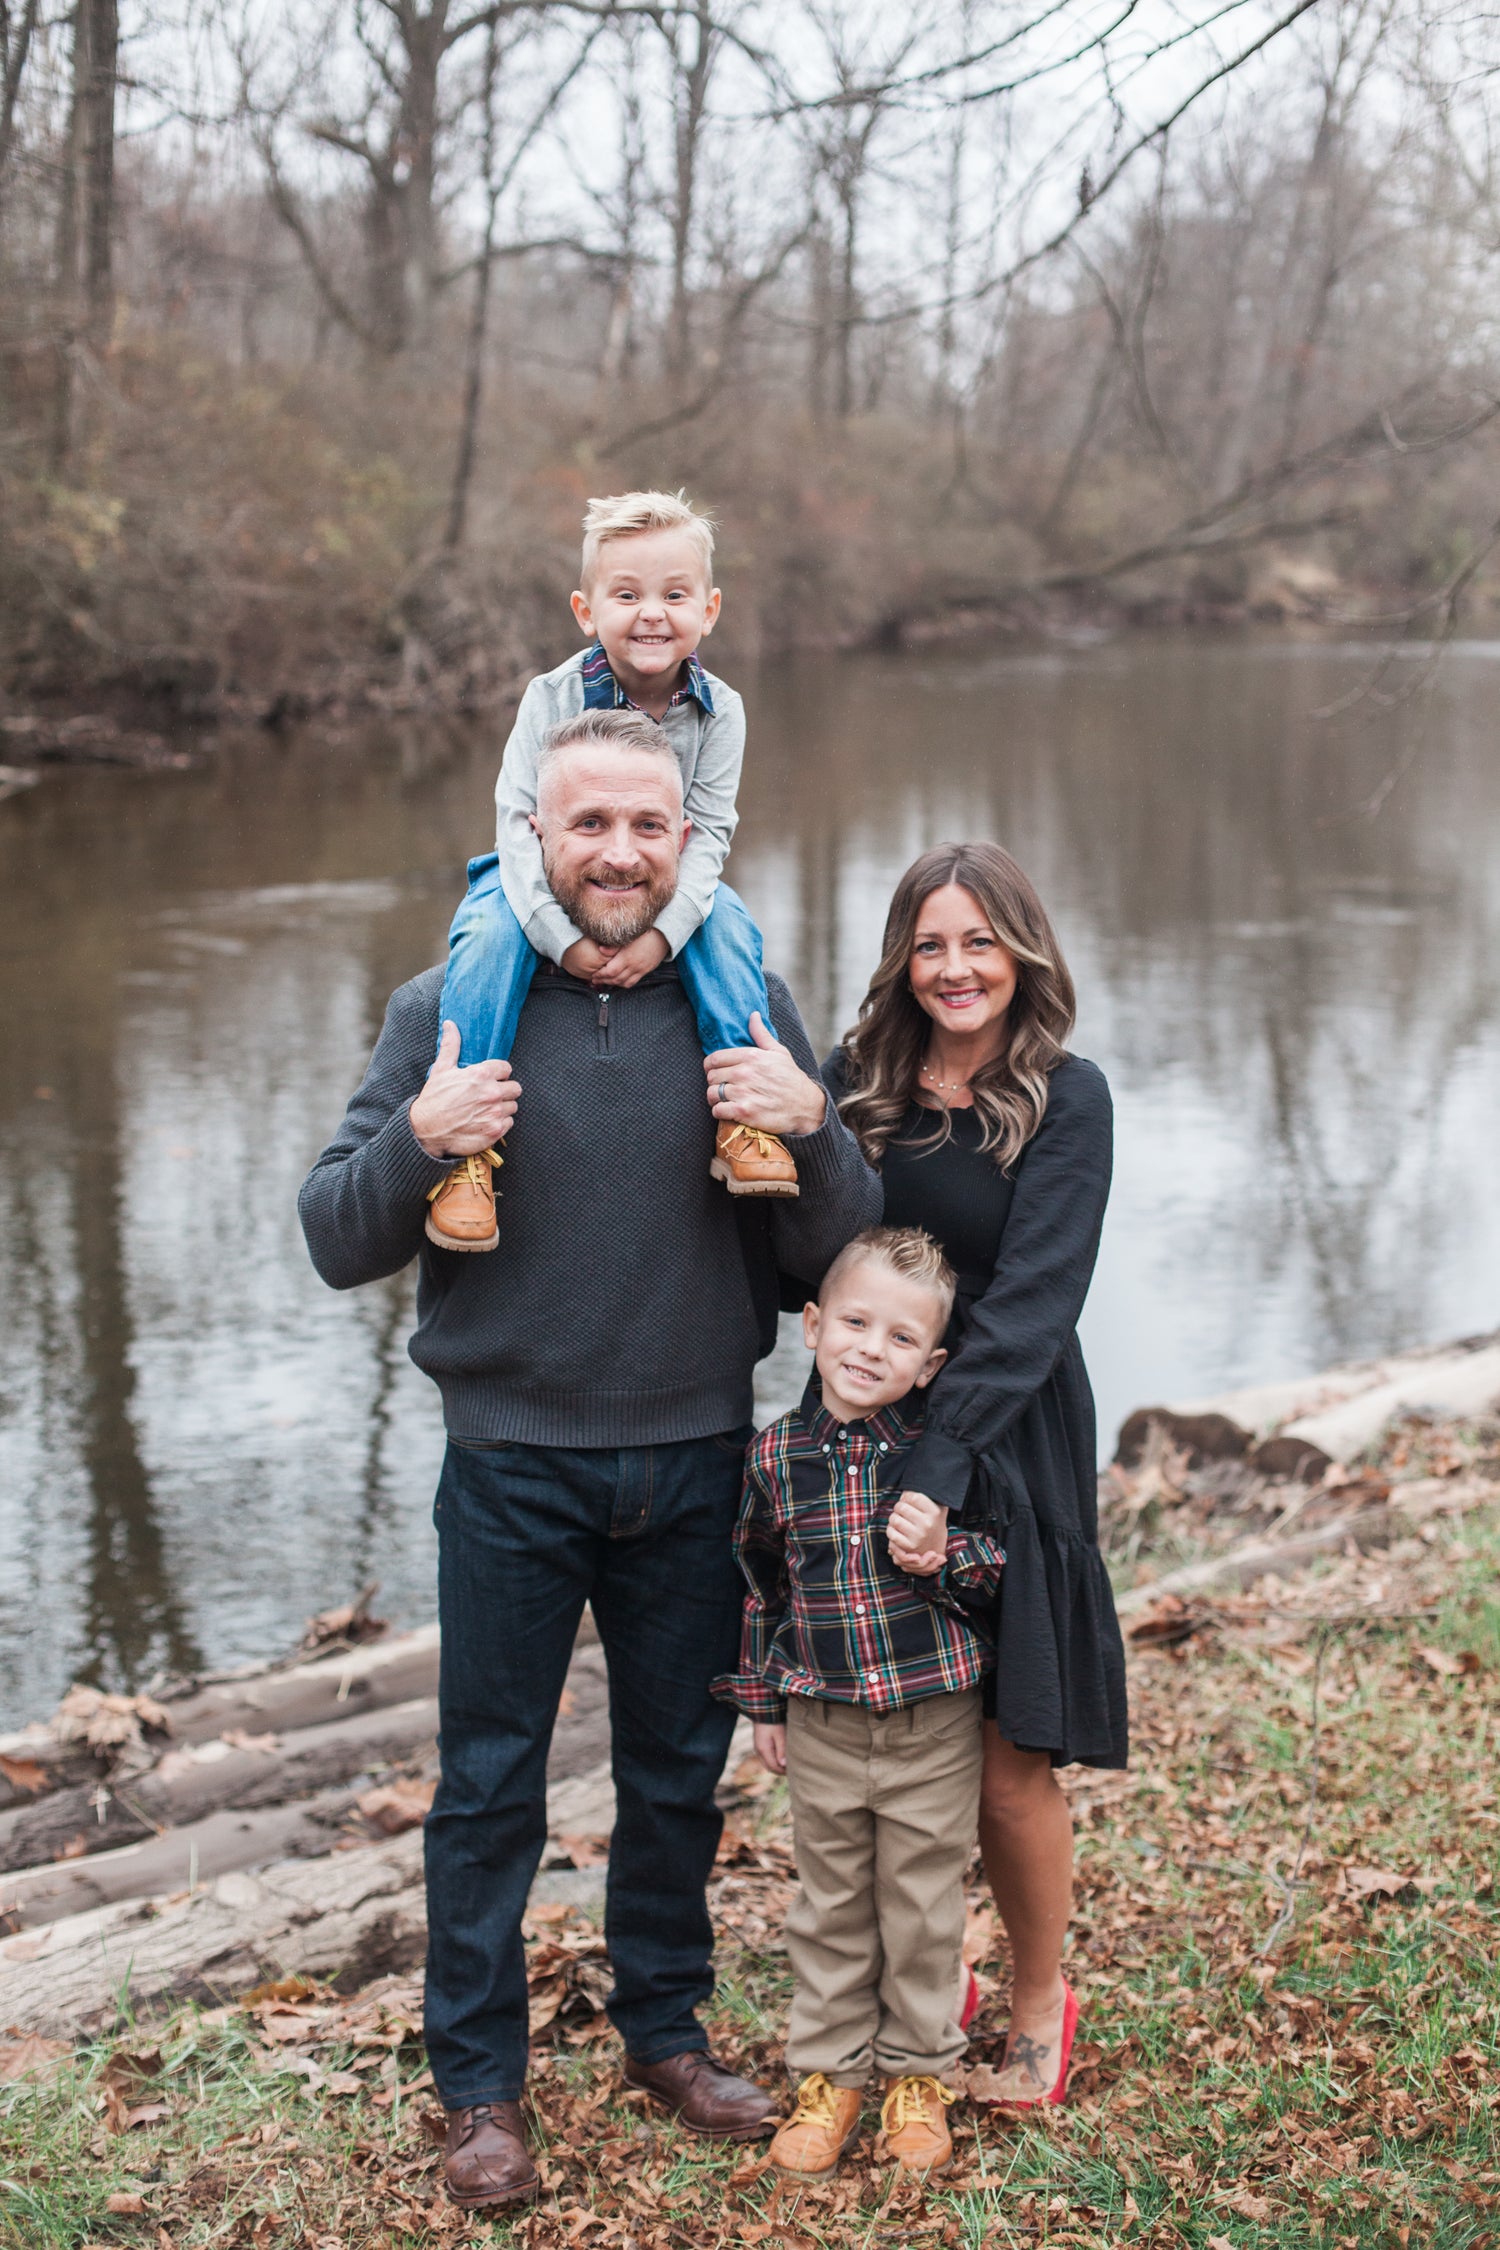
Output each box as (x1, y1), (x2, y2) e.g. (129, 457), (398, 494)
(50, 0), (117, 466)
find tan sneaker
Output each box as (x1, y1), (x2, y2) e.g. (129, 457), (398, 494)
(425, 1148), (502, 1251)
(710, 1121), (799, 1198)
(878, 2075), (957, 2174)
(769, 2073), (864, 2180)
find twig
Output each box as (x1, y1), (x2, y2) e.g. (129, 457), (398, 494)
(1259, 1620), (1330, 1957)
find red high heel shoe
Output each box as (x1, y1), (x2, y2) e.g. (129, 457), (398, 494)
(959, 1964), (980, 2033)
(996, 1980), (1078, 2109)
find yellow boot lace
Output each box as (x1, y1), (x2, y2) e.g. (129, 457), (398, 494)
(427, 1147), (503, 1203)
(880, 2075), (957, 2137)
(723, 1124), (789, 1159)
(788, 2073), (844, 2134)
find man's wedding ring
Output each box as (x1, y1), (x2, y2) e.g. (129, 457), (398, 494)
(718, 1082), (729, 1106)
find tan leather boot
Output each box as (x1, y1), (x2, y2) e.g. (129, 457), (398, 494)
(425, 1148), (502, 1251)
(769, 2073), (864, 2179)
(878, 2075), (957, 2174)
(710, 1121), (799, 1197)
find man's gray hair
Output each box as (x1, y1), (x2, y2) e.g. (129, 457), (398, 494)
(538, 707), (679, 770)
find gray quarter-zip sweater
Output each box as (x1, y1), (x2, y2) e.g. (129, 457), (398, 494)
(298, 960), (881, 1447)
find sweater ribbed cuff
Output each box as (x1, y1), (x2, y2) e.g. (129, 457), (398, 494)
(388, 1101), (462, 1196)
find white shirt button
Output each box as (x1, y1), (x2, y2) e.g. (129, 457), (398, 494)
(850, 1535), (861, 1549)
(855, 1604), (866, 1616)
(867, 1670), (880, 1683)
(878, 1442), (888, 1453)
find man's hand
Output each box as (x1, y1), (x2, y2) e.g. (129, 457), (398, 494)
(888, 1493), (948, 1577)
(589, 928), (669, 988)
(561, 937), (618, 982)
(705, 1013), (827, 1137)
(409, 1021), (521, 1159)
(753, 1721), (788, 1775)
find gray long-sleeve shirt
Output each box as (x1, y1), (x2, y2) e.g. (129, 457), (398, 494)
(495, 648), (746, 964)
(298, 961), (880, 1447)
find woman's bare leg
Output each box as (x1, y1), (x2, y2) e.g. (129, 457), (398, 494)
(977, 1731), (1073, 2095)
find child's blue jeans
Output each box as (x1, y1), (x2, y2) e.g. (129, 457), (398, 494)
(438, 854), (775, 1064)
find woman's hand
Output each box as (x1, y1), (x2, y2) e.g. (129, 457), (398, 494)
(410, 1021), (521, 1158)
(753, 1721), (788, 1774)
(705, 1013), (827, 1136)
(888, 1492), (948, 1576)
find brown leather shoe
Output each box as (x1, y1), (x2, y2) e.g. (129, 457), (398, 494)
(622, 2048), (777, 2140)
(710, 1122), (799, 1198)
(426, 1148), (502, 1250)
(878, 2074), (957, 2174)
(769, 2073), (864, 2179)
(443, 2101), (539, 2208)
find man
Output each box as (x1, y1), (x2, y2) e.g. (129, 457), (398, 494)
(299, 708), (880, 2210)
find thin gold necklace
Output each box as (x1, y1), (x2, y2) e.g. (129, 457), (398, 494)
(919, 1059), (971, 1095)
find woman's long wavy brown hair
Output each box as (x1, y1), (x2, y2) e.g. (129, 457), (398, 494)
(837, 842), (1076, 1171)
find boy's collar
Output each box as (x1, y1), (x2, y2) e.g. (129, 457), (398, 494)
(797, 1373), (919, 1452)
(580, 640), (716, 717)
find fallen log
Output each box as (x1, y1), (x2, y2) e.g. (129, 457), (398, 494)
(0, 1829), (429, 2039)
(1115, 1504), (1399, 1614)
(0, 1697), (438, 1872)
(0, 1786), (364, 1929)
(164, 1624), (441, 1746)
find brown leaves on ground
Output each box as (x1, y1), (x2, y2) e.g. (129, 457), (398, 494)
(50, 1685), (173, 1767)
(356, 1776), (435, 1835)
(0, 2030), (71, 2082)
(297, 1581), (388, 1655)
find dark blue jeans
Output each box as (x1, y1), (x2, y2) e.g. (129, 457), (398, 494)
(422, 1429), (751, 2107)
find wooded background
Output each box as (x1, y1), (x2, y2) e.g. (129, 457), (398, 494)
(2, 0), (1497, 714)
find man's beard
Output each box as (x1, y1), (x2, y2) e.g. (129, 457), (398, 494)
(545, 851), (677, 948)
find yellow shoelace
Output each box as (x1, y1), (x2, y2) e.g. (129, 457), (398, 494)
(427, 1146), (503, 1203)
(723, 1124), (789, 1159)
(788, 2073), (844, 2133)
(880, 2075), (956, 2135)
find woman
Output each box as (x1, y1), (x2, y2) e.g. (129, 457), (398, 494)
(823, 841), (1126, 2107)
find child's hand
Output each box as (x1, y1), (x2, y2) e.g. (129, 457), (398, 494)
(888, 1492), (948, 1577)
(590, 928), (670, 987)
(753, 1722), (787, 1774)
(562, 937), (618, 982)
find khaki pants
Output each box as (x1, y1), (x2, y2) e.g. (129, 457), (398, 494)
(783, 1688), (983, 2085)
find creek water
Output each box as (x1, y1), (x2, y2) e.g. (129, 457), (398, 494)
(2, 632), (1497, 1725)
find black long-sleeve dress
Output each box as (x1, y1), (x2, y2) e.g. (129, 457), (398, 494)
(821, 1049), (1128, 1769)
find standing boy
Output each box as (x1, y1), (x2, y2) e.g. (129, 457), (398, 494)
(714, 1227), (1004, 2179)
(426, 488), (798, 1253)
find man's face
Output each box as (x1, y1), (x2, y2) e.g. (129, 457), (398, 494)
(532, 745), (690, 948)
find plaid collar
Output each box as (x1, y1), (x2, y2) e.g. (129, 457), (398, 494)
(796, 1377), (919, 1455)
(580, 641), (716, 717)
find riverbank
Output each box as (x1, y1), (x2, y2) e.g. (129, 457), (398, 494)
(2, 1346), (1497, 2244)
(3, 1451), (1495, 2248)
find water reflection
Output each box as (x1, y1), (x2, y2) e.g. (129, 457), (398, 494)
(1, 643), (1497, 1724)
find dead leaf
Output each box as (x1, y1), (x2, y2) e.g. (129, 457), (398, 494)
(558, 1832), (609, 1868)
(124, 2101), (171, 2129)
(0, 2033), (71, 2082)
(1129, 1594), (1209, 1647)
(1215, 2186), (1273, 2219)
(1416, 1645), (1480, 1677)
(0, 1752), (49, 1793)
(959, 2063), (1015, 2104)
(298, 1582), (387, 1653)
(221, 1729), (281, 1752)
(240, 1974), (319, 2007)
(1344, 1866), (1423, 1898)
(106, 2192), (147, 2215)
(52, 1685), (172, 1759)
(101, 2048), (164, 2093)
(58, 1832), (89, 1859)
(1207, 2237), (1235, 2250)
(357, 1777), (435, 1836)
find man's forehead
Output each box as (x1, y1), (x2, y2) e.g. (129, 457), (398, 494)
(543, 745), (682, 815)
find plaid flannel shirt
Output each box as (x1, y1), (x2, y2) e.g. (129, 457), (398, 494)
(580, 640), (715, 715)
(712, 1383), (1004, 1725)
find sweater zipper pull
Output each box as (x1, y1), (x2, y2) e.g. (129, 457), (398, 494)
(596, 989), (611, 1051)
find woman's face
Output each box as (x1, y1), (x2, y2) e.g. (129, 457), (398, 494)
(907, 883), (1018, 1037)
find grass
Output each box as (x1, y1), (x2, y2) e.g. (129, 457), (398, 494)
(3, 1501), (1497, 2249)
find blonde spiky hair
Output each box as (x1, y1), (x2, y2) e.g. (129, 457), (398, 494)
(580, 489), (716, 590)
(819, 1226), (957, 1329)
